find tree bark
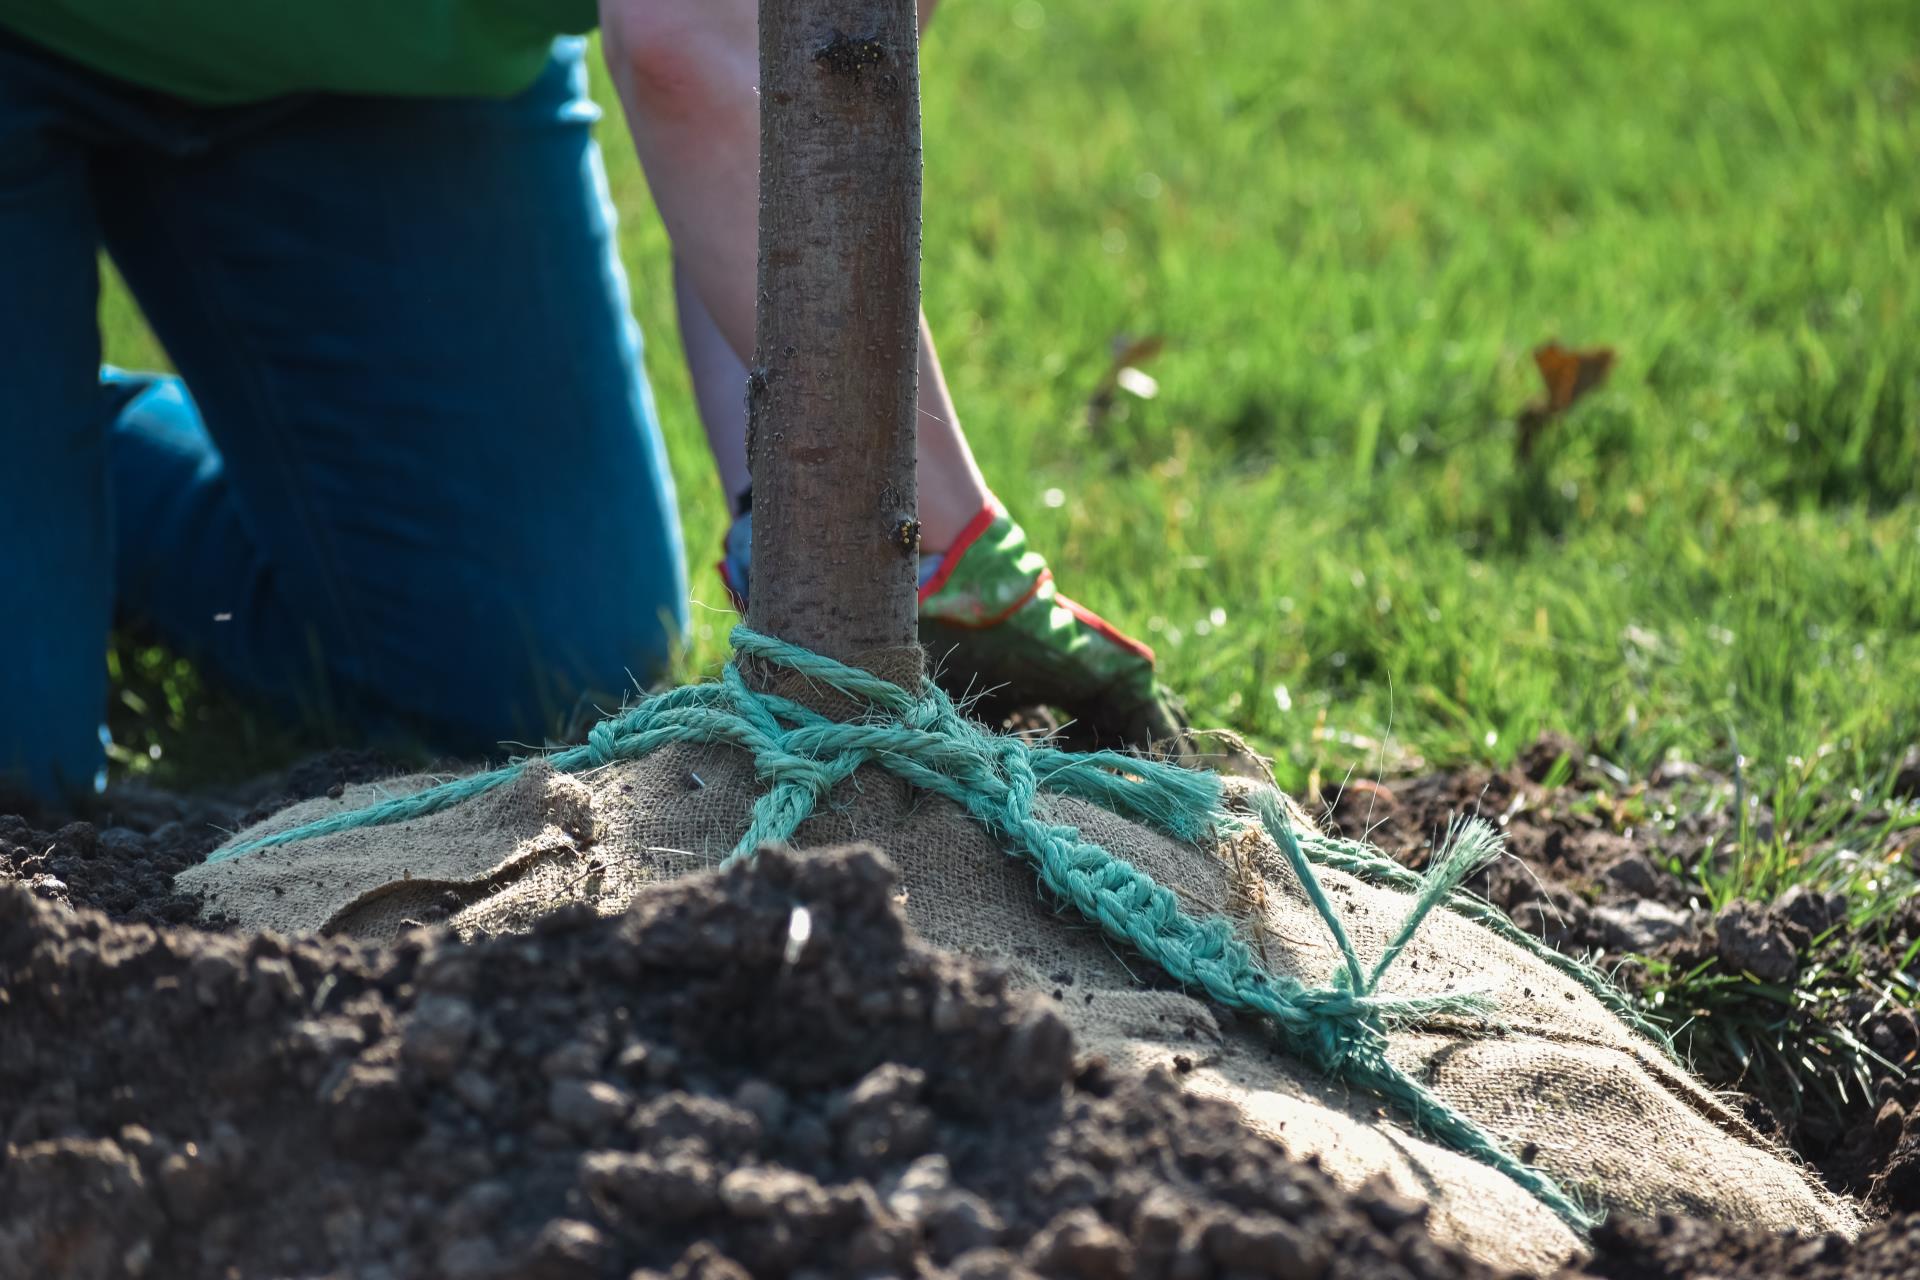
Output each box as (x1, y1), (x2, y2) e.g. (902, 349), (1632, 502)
(745, 0), (922, 665)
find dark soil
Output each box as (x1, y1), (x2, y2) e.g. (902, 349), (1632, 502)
(2, 845), (1504, 1280)
(3, 743), (1917, 1280)
(1579, 1213), (1920, 1280)
(1322, 735), (1920, 1212)
(0, 749), (396, 928)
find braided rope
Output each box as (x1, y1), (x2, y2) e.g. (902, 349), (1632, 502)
(216, 625), (1610, 1228)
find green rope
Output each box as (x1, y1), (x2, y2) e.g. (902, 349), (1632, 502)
(216, 625), (1607, 1229)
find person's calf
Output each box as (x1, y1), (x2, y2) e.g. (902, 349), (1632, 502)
(598, 0), (762, 357)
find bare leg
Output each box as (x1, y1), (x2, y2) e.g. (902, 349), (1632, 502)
(907, 314), (994, 550)
(602, 0), (990, 549)
(673, 256), (750, 512)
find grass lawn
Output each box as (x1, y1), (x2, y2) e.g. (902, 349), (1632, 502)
(100, 0), (1918, 914)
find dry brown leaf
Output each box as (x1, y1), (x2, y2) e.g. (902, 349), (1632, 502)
(1516, 339), (1616, 462)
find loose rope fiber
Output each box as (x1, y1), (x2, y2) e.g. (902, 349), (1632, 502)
(217, 626), (1617, 1228)
(1290, 820), (1678, 1055)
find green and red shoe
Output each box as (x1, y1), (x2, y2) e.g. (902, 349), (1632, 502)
(720, 500), (1189, 753)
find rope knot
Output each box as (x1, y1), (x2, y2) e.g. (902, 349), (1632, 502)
(585, 718), (621, 767)
(752, 736), (851, 799)
(1291, 986), (1388, 1073)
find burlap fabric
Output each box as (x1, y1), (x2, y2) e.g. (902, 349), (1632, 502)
(183, 748), (1861, 1274)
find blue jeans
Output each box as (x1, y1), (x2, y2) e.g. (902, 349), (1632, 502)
(0, 31), (688, 800)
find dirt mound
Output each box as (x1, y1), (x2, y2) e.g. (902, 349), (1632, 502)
(1, 845), (1505, 1280)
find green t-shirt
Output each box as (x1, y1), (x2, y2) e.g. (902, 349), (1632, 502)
(0, 1), (600, 103)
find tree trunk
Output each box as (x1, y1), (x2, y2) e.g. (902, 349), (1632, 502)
(745, 0), (922, 666)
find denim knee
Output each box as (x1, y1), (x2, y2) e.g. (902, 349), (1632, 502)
(375, 535), (688, 756)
